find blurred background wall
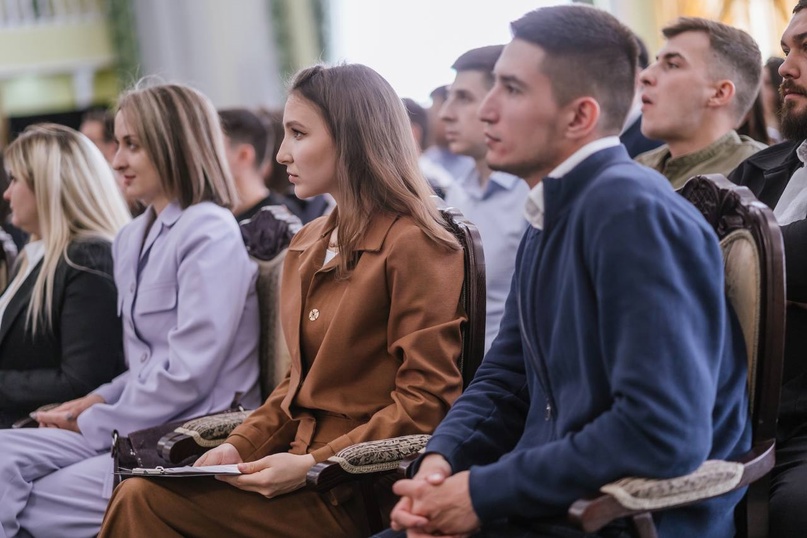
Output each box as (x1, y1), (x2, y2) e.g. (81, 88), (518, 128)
(0, 0), (790, 144)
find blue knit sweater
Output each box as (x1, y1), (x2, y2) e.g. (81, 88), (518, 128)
(426, 145), (751, 538)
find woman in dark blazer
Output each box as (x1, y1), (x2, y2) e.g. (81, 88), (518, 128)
(0, 123), (131, 427)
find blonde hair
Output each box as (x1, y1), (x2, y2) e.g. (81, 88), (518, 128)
(289, 64), (459, 276)
(115, 81), (237, 209)
(4, 123), (131, 334)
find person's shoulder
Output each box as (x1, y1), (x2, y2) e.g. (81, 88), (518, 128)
(736, 139), (801, 170)
(117, 209), (148, 239)
(736, 134), (768, 152)
(591, 155), (669, 195)
(582, 159), (689, 221)
(66, 237), (112, 257)
(289, 214), (329, 246)
(180, 201), (235, 224)
(286, 214), (332, 253)
(634, 143), (670, 166)
(174, 202), (240, 237)
(64, 237), (114, 273)
(490, 171), (529, 193)
(386, 214), (461, 258)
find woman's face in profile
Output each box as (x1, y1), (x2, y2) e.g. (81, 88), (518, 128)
(3, 170), (39, 236)
(112, 111), (168, 213)
(276, 94), (338, 200)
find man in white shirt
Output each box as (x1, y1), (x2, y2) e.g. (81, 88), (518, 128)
(440, 44), (529, 351)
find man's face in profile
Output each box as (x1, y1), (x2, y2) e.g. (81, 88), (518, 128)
(780, 9), (807, 141)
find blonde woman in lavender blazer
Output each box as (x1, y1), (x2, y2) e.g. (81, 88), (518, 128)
(0, 82), (261, 538)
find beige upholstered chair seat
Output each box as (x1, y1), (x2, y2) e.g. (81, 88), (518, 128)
(720, 229), (760, 410)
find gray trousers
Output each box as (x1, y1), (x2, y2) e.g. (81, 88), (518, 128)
(0, 429), (113, 538)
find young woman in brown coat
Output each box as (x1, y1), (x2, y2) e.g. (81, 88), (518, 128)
(99, 63), (467, 538)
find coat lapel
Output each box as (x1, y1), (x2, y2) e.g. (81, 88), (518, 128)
(138, 203), (183, 265)
(760, 156), (801, 208)
(282, 209), (399, 402)
(0, 261), (42, 345)
(288, 211), (336, 379)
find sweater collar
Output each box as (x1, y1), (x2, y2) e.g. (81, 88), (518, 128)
(540, 144), (632, 231)
(525, 137), (622, 230)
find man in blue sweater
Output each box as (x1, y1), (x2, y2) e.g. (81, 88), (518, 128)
(387, 5), (750, 538)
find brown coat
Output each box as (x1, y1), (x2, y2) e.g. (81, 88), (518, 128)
(227, 209), (465, 463)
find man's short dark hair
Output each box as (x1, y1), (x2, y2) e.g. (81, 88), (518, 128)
(402, 98), (429, 150)
(218, 108), (268, 167)
(662, 17), (762, 122)
(795, 0), (807, 13)
(81, 107), (114, 143)
(451, 45), (505, 87)
(510, 5), (638, 133)
(429, 85), (448, 102)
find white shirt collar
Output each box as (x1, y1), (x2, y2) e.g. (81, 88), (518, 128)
(524, 136), (622, 230)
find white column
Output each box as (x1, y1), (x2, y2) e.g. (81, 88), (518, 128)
(72, 66), (94, 108)
(131, 0), (284, 109)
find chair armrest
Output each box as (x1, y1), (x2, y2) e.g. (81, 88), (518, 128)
(567, 441), (775, 533)
(306, 434), (430, 493)
(157, 410), (253, 463)
(11, 403), (61, 429)
(397, 452), (421, 479)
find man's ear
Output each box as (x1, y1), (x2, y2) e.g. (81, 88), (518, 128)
(565, 96), (601, 140)
(234, 143), (257, 170)
(707, 80), (735, 108)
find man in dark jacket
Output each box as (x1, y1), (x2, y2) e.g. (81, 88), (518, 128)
(728, 3), (807, 536)
(385, 5), (750, 538)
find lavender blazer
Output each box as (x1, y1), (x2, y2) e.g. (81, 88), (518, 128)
(77, 201), (261, 451)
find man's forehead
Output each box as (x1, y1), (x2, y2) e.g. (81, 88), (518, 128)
(659, 31), (710, 60)
(783, 10), (807, 45)
(451, 70), (491, 93)
(494, 39), (545, 79)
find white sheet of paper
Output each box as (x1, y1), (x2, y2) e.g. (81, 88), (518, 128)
(129, 464), (242, 476)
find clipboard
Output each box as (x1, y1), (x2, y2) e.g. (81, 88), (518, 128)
(115, 464), (242, 477)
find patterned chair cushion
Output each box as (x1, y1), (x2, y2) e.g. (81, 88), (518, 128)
(328, 434), (432, 474)
(173, 410), (254, 447)
(600, 460), (744, 511)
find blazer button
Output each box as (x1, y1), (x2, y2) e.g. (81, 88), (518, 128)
(308, 309), (319, 321)
(140, 352), (148, 363)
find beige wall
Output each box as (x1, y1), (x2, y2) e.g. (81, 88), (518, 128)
(595, 0), (789, 61)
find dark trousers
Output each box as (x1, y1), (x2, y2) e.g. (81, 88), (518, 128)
(373, 518), (632, 538)
(770, 430), (807, 537)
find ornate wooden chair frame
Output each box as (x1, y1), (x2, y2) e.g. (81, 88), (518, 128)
(567, 174), (786, 538)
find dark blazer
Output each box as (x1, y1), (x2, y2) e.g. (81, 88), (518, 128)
(729, 140), (807, 437)
(0, 239), (125, 427)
